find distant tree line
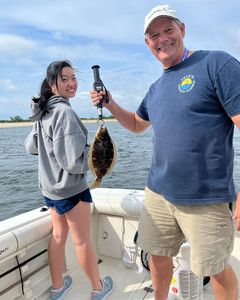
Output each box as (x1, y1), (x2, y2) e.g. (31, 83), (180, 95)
(10, 116), (25, 122)
(82, 115), (115, 120)
(0, 116), (31, 123)
(0, 115), (115, 123)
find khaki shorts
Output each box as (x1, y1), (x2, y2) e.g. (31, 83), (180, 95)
(137, 187), (234, 277)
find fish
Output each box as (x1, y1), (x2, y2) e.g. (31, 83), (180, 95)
(88, 124), (117, 189)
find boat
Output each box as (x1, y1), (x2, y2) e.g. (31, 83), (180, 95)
(0, 188), (240, 300)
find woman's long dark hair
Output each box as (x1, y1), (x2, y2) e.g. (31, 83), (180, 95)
(32, 60), (72, 110)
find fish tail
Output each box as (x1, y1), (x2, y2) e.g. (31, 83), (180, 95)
(90, 177), (102, 189)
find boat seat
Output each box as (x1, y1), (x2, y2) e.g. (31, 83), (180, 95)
(91, 188), (145, 218)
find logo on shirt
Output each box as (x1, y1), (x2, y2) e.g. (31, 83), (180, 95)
(178, 75), (195, 93)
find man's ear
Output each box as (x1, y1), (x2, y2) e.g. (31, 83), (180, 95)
(180, 22), (185, 38)
(145, 36), (150, 46)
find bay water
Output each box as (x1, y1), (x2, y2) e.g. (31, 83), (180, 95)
(0, 122), (152, 221)
(1, 122), (240, 222)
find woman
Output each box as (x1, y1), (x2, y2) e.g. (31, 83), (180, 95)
(25, 60), (113, 300)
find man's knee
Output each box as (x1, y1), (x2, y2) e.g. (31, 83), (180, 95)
(150, 255), (173, 270)
(151, 255), (172, 262)
(210, 265), (236, 282)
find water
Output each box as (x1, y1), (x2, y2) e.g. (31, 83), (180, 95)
(0, 122), (153, 221)
(1, 122), (240, 222)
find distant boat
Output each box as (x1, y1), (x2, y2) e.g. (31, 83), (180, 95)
(0, 188), (239, 299)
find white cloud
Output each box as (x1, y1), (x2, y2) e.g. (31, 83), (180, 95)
(0, 0), (143, 44)
(225, 27), (240, 58)
(77, 91), (89, 97)
(0, 79), (19, 92)
(0, 0), (239, 120)
(0, 34), (37, 56)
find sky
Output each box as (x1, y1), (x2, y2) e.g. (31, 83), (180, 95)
(0, 0), (240, 120)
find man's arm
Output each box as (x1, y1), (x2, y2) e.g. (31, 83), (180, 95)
(231, 114), (240, 129)
(90, 90), (150, 133)
(231, 114), (240, 231)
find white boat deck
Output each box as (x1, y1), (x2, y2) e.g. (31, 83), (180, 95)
(1, 188), (240, 300)
(38, 256), (215, 300)
(55, 256), (154, 300)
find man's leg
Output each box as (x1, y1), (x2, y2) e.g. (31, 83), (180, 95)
(175, 203), (237, 299)
(137, 188), (184, 299)
(211, 266), (238, 300)
(150, 255), (173, 300)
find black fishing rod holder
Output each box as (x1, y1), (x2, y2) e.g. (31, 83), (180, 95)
(92, 65), (109, 121)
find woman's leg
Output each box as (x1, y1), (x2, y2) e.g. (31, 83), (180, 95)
(48, 208), (69, 289)
(65, 201), (102, 291)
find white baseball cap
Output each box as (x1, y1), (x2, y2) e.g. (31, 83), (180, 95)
(144, 4), (180, 34)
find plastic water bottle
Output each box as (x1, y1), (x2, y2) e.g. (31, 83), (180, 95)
(168, 242), (203, 300)
(122, 240), (138, 269)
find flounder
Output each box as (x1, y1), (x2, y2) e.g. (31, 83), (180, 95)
(88, 124), (117, 189)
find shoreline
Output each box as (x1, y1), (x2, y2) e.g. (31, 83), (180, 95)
(0, 119), (116, 129)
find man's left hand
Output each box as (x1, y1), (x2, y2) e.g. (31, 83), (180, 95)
(233, 192), (240, 231)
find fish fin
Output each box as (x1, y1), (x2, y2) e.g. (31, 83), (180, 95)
(90, 177), (102, 189)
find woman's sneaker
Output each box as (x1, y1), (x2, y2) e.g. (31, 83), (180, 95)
(49, 275), (72, 300)
(91, 276), (113, 300)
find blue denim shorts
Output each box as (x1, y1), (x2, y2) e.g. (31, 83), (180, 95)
(44, 188), (92, 215)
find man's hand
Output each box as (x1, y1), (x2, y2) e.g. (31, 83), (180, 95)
(233, 192), (240, 231)
(89, 90), (112, 107)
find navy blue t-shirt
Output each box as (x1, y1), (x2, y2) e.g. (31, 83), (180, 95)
(137, 50), (240, 205)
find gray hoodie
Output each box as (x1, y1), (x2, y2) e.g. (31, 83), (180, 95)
(25, 96), (89, 200)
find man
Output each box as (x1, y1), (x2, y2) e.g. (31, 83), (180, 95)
(90, 4), (240, 300)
